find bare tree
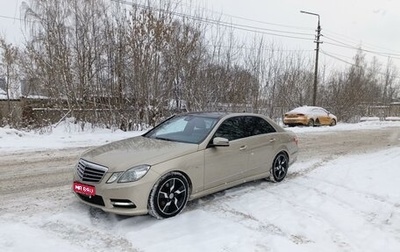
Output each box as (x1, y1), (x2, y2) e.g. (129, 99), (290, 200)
(6, 0), (397, 129)
(0, 37), (20, 126)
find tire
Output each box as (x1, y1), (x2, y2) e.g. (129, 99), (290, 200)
(314, 119), (320, 127)
(307, 119), (314, 127)
(330, 119), (336, 126)
(269, 153), (289, 182)
(148, 172), (189, 219)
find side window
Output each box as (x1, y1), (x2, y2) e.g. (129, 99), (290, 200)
(243, 116), (276, 137)
(214, 117), (246, 141)
(316, 108), (326, 115)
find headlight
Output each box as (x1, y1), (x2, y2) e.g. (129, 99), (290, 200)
(106, 172), (123, 184)
(107, 165), (151, 184)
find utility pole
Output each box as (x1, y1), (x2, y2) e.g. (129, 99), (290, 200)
(300, 11), (321, 106)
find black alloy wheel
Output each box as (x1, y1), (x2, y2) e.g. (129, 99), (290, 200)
(270, 153), (289, 182)
(148, 172), (189, 219)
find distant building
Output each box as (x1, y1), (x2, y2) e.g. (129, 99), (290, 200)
(21, 78), (47, 98)
(0, 87), (6, 99)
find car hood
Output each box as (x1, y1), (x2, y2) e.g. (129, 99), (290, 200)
(80, 136), (199, 172)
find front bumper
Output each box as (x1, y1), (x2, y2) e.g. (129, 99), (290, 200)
(72, 170), (159, 216)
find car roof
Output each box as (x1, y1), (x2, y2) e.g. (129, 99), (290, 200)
(289, 106), (324, 113)
(182, 111), (266, 119)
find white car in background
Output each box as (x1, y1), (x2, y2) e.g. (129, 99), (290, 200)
(284, 106), (337, 127)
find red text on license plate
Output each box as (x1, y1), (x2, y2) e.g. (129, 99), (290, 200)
(73, 182), (96, 196)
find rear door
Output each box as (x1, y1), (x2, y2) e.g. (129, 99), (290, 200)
(242, 116), (277, 176)
(317, 108), (331, 125)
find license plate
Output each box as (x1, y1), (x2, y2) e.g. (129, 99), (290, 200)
(73, 182), (96, 196)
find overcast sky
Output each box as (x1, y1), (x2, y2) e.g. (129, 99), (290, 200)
(201, 0), (400, 70)
(1, 0), (399, 70)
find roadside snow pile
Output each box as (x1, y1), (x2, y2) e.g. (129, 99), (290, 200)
(360, 116), (380, 122)
(288, 120), (400, 133)
(360, 116), (400, 122)
(0, 119), (143, 154)
(385, 117), (400, 121)
(0, 126), (26, 138)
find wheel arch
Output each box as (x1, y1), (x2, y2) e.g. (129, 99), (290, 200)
(268, 150), (290, 182)
(147, 170), (192, 219)
(276, 150), (289, 163)
(271, 149), (290, 170)
(153, 170), (193, 197)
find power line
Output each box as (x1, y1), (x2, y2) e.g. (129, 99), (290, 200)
(323, 29), (400, 55)
(325, 49), (353, 59)
(324, 38), (400, 59)
(169, 0), (313, 32)
(204, 42), (314, 53)
(110, 0), (315, 41)
(321, 49), (400, 80)
(2, 0), (400, 63)
(113, 0), (400, 61)
(320, 50), (354, 66)
(0, 14), (24, 22)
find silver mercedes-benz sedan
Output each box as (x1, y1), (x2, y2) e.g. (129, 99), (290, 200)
(72, 112), (298, 219)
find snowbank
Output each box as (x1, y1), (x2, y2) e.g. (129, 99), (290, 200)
(0, 119), (143, 154)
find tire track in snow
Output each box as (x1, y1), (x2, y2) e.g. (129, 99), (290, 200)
(195, 198), (315, 249)
(40, 218), (138, 252)
(294, 176), (400, 242)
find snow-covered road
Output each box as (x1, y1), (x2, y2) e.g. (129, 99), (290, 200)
(0, 122), (399, 252)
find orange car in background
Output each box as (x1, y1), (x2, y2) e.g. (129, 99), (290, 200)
(283, 106), (337, 127)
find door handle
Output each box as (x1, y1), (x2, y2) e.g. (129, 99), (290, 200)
(239, 145), (247, 151)
(269, 138), (276, 143)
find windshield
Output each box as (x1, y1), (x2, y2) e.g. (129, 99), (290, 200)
(144, 115), (219, 144)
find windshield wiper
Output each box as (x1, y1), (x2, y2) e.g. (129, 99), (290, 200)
(154, 136), (174, 142)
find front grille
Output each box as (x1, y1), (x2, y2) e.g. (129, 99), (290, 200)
(76, 159), (108, 183)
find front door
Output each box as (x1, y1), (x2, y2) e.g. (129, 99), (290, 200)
(203, 116), (249, 190)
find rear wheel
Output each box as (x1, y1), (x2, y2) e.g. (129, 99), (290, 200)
(307, 119), (314, 127)
(330, 119), (337, 126)
(148, 172), (189, 219)
(269, 153), (289, 182)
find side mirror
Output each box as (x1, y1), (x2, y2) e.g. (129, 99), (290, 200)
(212, 137), (229, 147)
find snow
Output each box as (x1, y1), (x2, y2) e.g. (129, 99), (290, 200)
(1, 120), (400, 251)
(0, 118), (143, 154)
(286, 105), (320, 114)
(286, 120), (400, 134)
(1, 119), (399, 154)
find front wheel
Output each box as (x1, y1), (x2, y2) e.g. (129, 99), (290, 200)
(148, 172), (189, 219)
(330, 119), (337, 126)
(269, 153), (289, 182)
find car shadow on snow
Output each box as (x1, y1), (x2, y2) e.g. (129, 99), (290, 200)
(82, 179), (288, 223)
